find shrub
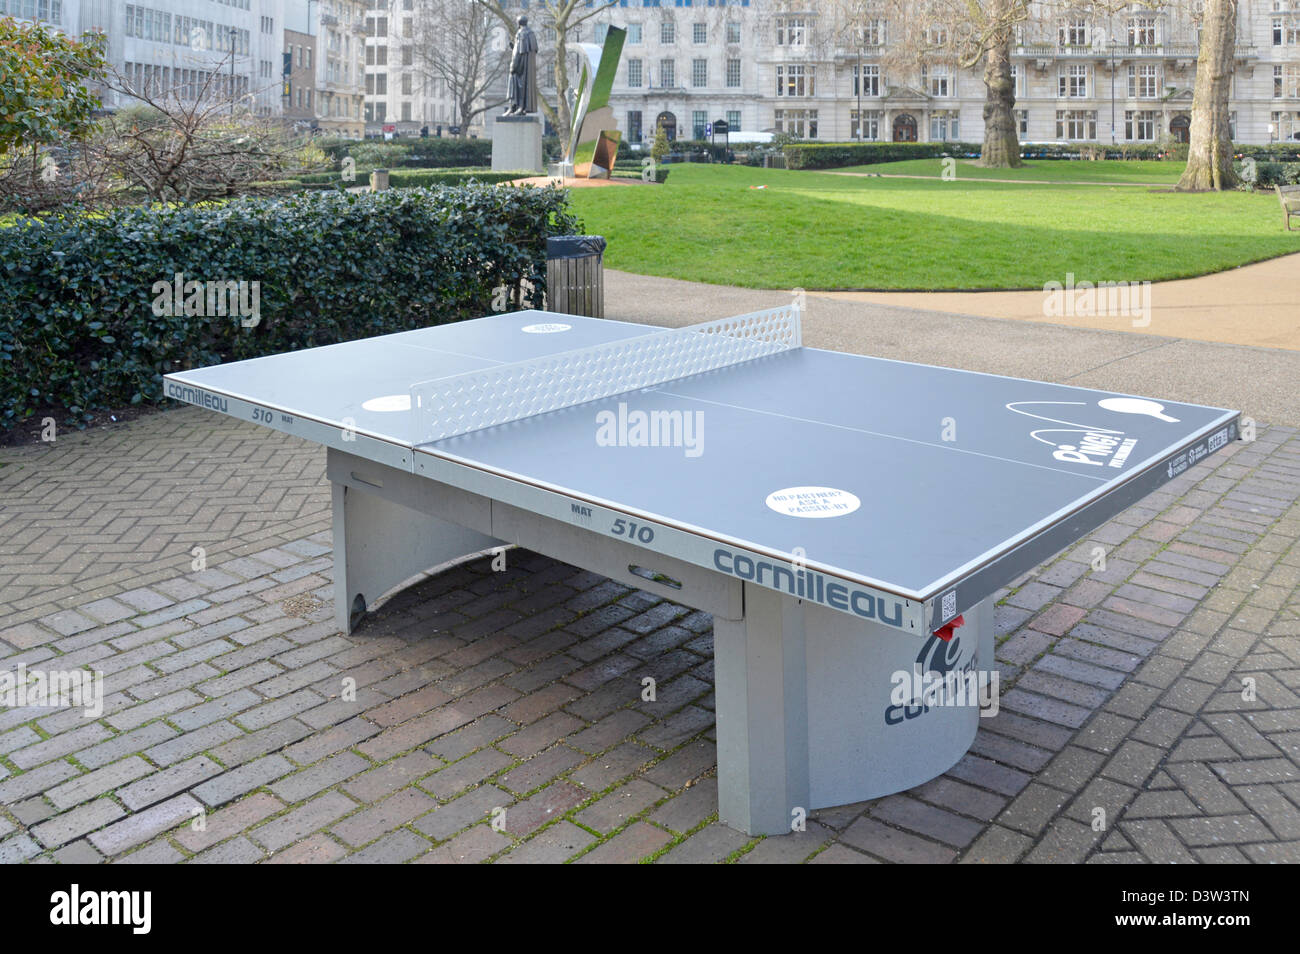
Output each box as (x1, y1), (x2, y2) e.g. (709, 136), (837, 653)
(783, 142), (983, 169)
(0, 183), (579, 428)
(386, 168), (531, 187)
(1254, 161), (1288, 187)
(315, 136), (493, 169)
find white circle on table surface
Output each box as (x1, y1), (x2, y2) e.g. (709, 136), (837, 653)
(521, 322), (572, 334)
(362, 395), (411, 412)
(765, 487), (861, 518)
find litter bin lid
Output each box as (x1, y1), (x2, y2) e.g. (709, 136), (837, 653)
(547, 235), (606, 259)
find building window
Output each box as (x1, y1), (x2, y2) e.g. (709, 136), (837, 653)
(726, 21), (740, 44)
(926, 25), (947, 46)
(659, 59), (675, 87)
(774, 108), (817, 139)
(1128, 17), (1156, 46)
(1010, 63), (1023, 96)
(401, 102), (411, 121)
(1059, 64), (1089, 97)
(693, 22), (706, 44)
(857, 19), (885, 46)
(776, 18), (806, 46)
(851, 109), (880, 140)
(776, 64), (814, 97)
(922, 64), (950, 97)
(594, 23), (609, 44)
(726, 58), (741, 88)
(627, 110), (642, 141)
(693, 110), (707, 139)
(628, 23), (642, 44)
(1128, 64), (1159, 98)
(691, 58), (707, 87)
(930, 112), (958, 141)
(1059, 18), (1088, 46)
(661, 21), (674, 44)
(726, 109), (740, 131)
(1016, 109), (1028, 135)
(853, 64), (879, 97)
(401, 72), (411, 95)
(1275, 18), (1284, 45)
(1056, 109), (1097, 140)
(1125, 109), (1156, 141)
(1282, 65), (1300, 97)
(628, 58), (642, 87)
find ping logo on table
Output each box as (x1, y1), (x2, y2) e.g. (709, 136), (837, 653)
(712, 548), (905, 627)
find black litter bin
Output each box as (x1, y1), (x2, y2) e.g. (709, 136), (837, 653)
(546, 235), (606, 318)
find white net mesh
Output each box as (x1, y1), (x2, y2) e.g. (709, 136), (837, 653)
(411, 306), (801, 444)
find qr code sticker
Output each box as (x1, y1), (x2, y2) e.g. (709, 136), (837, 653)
(941, 590), (957, 621)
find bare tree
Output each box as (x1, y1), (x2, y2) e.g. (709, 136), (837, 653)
(1177, 0), (1239, 190)
(412, 0), (510, 137)
(473, 0), (618, 145)
(92, 61), (325, 203)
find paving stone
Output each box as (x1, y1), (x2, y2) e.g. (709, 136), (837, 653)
(414, 786), (512, 842)
(839, 817), (956, 864)
(331, 787), (437, 847)
(192, 755), (296, 808)
(417, 825), (507, 864)
(31, 799), (126, 848)
(498, 821), (596, 864)
(574, 821), (673, 864)
(268, 752), (371, 803)
(118, 757), (223, 811)
(248, 791), (359, 852)
(174, 792), (285, 852)
(88, 795), (202, 857)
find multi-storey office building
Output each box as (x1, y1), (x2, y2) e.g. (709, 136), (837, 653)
(581, 1), (1300, 146)
(362, 0), (489, 138)
(3, 0), (366, 137)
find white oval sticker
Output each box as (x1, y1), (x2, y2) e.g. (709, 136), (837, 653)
(361, 395), (411, 412)
(522, 322), (572, 334)
(765, 486), (861, 518)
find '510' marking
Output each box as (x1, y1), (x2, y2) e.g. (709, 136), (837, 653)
(611, 518), (654, 544)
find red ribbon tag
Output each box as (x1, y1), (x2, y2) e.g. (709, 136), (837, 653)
(933, 614), (965, 642)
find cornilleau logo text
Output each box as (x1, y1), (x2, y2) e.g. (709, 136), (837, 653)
(712, 549), (904, 627)
(164, 382), (228, 413)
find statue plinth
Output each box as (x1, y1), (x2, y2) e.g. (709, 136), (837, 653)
(491, 114), (544, 175)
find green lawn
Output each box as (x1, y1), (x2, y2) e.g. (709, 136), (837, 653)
(567, 163), (1300, 290)
(834, 157), (1185, 184)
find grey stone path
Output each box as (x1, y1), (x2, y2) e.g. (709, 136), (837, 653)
(1, 402), (1296, 863)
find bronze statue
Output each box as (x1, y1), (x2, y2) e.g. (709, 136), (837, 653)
(504, 16), (538, 116)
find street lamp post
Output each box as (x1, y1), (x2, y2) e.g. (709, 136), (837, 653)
(856, 40), (862, 141)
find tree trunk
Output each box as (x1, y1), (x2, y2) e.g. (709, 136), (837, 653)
(978, 20), (1021, 167)
(1177, 0), (1239, 191)
(550, 32), (572, 147)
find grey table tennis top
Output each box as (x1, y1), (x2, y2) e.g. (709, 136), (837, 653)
(165, 309), (1239, 633)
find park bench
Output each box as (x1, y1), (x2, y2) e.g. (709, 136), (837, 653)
(1277, 184), (1300, 231)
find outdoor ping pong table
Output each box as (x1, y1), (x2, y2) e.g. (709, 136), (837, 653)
(164, 306), (1241, 835)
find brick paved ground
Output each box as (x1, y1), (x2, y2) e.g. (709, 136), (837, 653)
(0, 406), (1296, 863)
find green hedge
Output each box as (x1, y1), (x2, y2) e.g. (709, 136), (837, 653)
(315, 137), (493, 169)
(386, 168), (531, 188)
(0, 184), (578, 428)
(610, 164), (671, 183)
(1249, 161), (1300, 187)
(1235, 143), (1300, 162)
(783, 142), (982, 169)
